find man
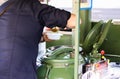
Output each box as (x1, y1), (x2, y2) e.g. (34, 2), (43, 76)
(0, 0), (76, 79)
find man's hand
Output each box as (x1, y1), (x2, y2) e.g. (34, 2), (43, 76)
(66, 14), (76, 29)
(66, 14), (81, 29)
(40, 32), (53, 42)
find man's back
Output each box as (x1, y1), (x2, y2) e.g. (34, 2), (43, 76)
(0, 0), (43, 79)
(0, 0), (71, 79)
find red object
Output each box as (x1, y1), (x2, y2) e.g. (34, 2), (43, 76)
(101, 50), (105, 55)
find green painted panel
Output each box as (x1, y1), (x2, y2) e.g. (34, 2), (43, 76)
(100, 24), (120, 62)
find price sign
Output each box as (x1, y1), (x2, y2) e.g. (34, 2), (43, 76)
(80, 0), (92, 10)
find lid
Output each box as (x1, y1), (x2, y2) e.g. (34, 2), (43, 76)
(93, 20), (112, 49)
(45, 46), (74, 59)
(41, 46), (74, 65)
(83, 20), (104, 53)
(82, 20), (112, 53)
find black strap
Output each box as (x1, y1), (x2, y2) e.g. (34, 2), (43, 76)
(0, 1), (13, 16)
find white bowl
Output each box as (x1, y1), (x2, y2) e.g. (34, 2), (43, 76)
(46, 31), (63, 40)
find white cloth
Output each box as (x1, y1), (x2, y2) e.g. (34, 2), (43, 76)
(36, 42), (46, 67)
(82, 70), (101, 79)
(82, 62), (120, 79)
(0, 0), (8, 6)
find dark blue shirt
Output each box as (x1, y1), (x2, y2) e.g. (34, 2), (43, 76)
(0, 0), (70, 79)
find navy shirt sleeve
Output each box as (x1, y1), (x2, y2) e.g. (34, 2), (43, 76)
(37, 3), (71, 28)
